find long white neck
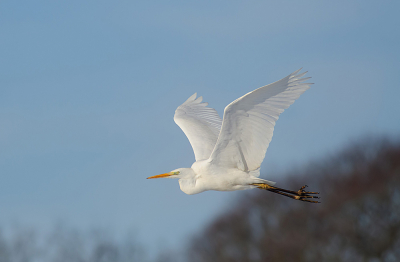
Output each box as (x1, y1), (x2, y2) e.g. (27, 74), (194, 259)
(177, 168), (205, 195)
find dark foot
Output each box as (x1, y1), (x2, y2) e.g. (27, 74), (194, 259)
(297, 185), (319, 195)
(252, 183), (320, 203)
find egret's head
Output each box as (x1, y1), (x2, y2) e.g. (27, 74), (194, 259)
(147, 169), (182, 179)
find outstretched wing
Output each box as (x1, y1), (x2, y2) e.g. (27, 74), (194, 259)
(209, 69), (312, 171)
(174, 93), (222, 161)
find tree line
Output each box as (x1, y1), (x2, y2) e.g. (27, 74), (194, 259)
(1, 137), (399, 261)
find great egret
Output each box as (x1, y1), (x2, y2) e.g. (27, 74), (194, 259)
(148, 69), (319, 203)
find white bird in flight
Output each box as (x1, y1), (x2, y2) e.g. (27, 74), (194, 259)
(148, 69), (319, 203)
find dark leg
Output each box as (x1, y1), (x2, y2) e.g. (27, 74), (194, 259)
(252, 183), (320, 203)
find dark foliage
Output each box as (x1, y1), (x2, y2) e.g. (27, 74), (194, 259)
(187, 138), (400, 262)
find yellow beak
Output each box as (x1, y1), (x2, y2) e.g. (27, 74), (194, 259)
(147, 172), (174, 179)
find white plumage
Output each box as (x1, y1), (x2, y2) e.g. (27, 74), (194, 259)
(174, 93), (222, 162)
(148, 69), (319, 203)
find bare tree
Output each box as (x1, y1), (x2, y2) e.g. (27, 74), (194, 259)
(0, 225), (146, 262)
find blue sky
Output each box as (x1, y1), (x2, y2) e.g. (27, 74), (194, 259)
(1, 0), (400, 255)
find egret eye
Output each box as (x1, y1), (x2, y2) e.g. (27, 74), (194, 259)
(173, 171), (180, 175)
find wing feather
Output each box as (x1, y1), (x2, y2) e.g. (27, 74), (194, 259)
(209, 69), (312, 172)
(174, 93), (222, 161)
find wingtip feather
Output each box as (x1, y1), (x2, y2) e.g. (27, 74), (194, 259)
(196, 96), (203, 103)
(182, 93), (197, 105)
(292, 68), (303, 76)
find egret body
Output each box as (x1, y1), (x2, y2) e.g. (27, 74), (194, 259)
(148, 69), (319, 203)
